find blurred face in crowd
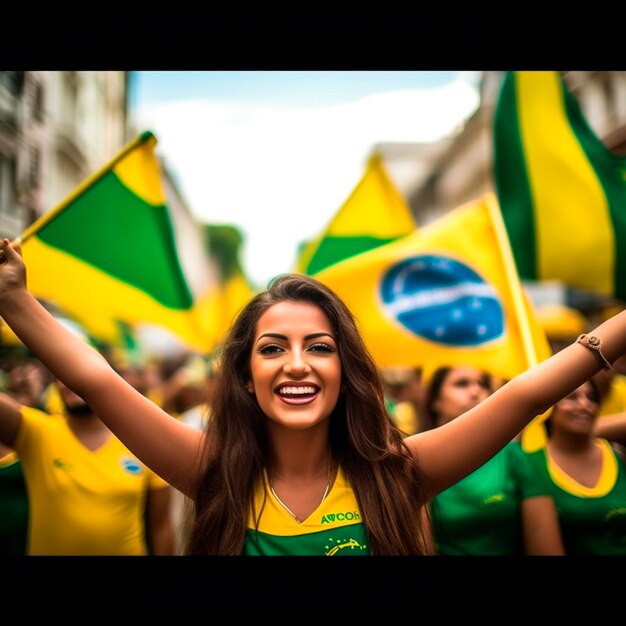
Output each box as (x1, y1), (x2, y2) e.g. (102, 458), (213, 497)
(431, 366), (490, 426)
(7, 361), (46, 406)
(381, 366), (423, 405)
(550, 381), (600, 438)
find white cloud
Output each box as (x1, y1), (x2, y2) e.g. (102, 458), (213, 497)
(134, 77), (480, 286)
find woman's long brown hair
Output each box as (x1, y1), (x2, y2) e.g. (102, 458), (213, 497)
(186, 273), (431, 555)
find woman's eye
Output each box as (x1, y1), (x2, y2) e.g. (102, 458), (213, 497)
(257, 344), (283, 355)
(308, 343), (335, 353)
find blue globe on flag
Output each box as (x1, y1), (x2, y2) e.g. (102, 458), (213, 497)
(380, 255), (504, 346)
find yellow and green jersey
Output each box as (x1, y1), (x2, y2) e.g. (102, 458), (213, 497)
(244, 467), (369, 556)
(520, 439), (626, 555)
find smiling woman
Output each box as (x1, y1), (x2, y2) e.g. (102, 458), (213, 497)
(5, 238), (626, 555)
(517, 379), (626, 555)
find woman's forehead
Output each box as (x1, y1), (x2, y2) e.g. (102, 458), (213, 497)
(446, 366), (485, 381)
(255, 301), (332, 334)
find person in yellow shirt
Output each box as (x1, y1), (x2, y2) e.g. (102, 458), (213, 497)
(0, 379), (174, 555)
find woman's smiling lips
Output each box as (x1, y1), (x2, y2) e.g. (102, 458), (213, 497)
(274, 382), (321, 405)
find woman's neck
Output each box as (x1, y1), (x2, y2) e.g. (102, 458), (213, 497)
(549, 430), (595, 454)
(268, 424), (331, 480)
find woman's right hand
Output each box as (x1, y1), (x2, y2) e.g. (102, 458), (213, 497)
(0, 238), (27, 298)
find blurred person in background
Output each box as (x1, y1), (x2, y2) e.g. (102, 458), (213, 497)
(519, 378), (626, 555)
(163, 354), (216, 553)
(0, 377), (174, 555)
(426, 365), (564, 555)
(0, 355), (54, 555)
(380, 366), (429, 435)
(536, 303), (626, 419)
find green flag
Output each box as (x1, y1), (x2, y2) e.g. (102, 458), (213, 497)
(17, 131), (222, 352)
(296, 153), (417, 275)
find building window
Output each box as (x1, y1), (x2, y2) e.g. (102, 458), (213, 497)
(0, 154), (17, 216)
(61, 72), (78, 132)
(29, 146), (40, 189)
(32, 81), (44, 122)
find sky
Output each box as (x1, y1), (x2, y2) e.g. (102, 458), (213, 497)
(129, 71), (481, 287)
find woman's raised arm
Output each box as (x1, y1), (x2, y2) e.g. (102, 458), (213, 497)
(0, 239), (204, 495)
(406, 311), (626, 497)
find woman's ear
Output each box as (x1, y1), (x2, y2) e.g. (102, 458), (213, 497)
(246, 381), (255, 394)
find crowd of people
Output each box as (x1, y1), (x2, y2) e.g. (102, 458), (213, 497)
(1, 237), (626, 556)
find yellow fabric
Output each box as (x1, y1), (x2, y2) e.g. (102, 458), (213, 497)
(0, 318), (21, 346)
(322, 153), (416, 238)
(599, 374), (626, 416)
(14, 406), (169, 555)
(41, 383), (66, 416)
(535, 304), (588, 340)
(112, 134), (165, 205)
(393, 401), (420, 436)
(296, 153), (416, 272)
(546, 439), (617, 497)
(251, 467), (362, 537)
(217, 271), (256, 341)
(24, 236), (223, 350)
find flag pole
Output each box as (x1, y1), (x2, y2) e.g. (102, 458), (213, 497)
(487, 192), (550, 451)
(17, 131), (157, 245)
(485, 192), (537, 368)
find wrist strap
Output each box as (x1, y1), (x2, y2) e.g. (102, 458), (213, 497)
(576, 334), (612, 371)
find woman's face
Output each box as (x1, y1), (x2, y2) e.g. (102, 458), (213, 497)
(432, 366), (490, 426)
(551, 381), (600, 437)
(247, 300), (342, 433)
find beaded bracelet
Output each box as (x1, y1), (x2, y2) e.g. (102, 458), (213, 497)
(576, 334), (612, 371)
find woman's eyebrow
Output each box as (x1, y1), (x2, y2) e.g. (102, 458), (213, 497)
(256, 331), (335, 344)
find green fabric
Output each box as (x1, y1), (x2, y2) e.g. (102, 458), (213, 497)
(493, 72), (536, 279)
(519, 445), (626, 555)
(305, 235), (398, 275)
(37, 171), (192, 309)
(431, 441), (540, 555)
(0, 458), (28, 555)
(244, 522), (369, 556)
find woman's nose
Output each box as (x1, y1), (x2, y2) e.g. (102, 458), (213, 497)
(284, 351), (311, 375)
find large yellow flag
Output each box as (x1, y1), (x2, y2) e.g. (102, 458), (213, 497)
(316, 193), (552, 382)
(296, 152), (417, 275)
(215, 270), (257, 343)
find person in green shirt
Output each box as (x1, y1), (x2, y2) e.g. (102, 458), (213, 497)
(427, 365), (564, 555)
(520, 379), (626, 555)
(0, 442), (27, 555)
